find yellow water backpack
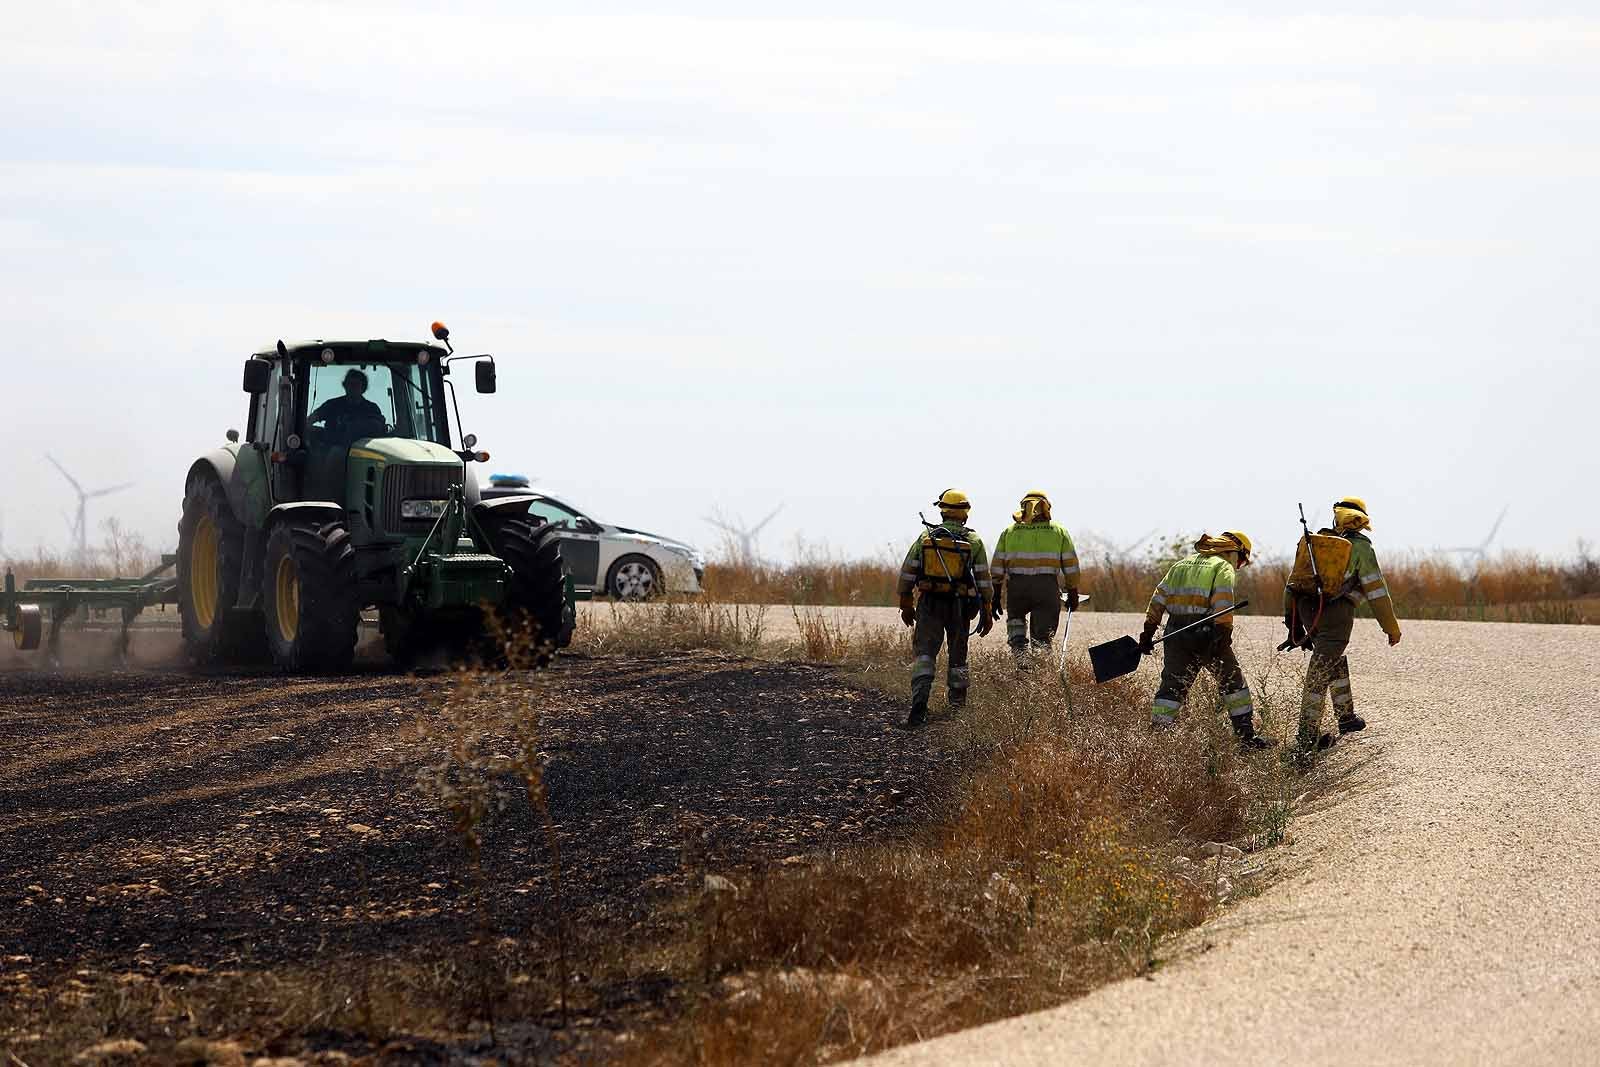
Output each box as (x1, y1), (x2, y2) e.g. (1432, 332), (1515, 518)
(1288, 531), (1353, 597)
(919, 527), (973, 594)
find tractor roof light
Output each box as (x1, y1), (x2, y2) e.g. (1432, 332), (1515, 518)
(321, 348), (335, 363)
(430, 320), (453, 354)
(417, 350), (431, 365)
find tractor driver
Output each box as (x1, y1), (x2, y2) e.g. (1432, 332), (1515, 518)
(309, 369), (387, 444)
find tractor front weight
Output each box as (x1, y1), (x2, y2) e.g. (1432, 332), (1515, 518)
(402, 484), (510, 613)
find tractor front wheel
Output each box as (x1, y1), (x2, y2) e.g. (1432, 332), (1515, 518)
(484, 516), (572, 667)
(262, 518), (359, 672)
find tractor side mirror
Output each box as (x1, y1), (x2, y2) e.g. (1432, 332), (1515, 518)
(475, 360), (497, 394)
(243, 358), (271, 394)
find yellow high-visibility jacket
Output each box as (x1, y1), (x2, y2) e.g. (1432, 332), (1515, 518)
(991, 520), (1080, 590)
(1146, 552), (1237, 631)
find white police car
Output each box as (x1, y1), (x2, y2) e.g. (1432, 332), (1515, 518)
(479, 474), (705, 599)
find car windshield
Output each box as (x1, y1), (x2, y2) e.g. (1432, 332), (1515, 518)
(304, 360), (448, 444)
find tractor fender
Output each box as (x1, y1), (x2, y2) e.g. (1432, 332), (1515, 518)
(185, 446), (275, 531)
(472, 496), (538, 521)
(186, 449), (244, 523)
(268, 501), (347, 528)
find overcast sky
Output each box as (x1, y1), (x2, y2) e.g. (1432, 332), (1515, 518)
(3, 2), (1596, 565)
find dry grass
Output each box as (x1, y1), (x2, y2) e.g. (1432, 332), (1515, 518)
(602, 633), (1296, 1065)
(2, 520), (162, 584)
(575, 596), (771, 655)
(702, 543), (900, 607)
(699, 538), (1600, 624)
(1, 959), (497, 1064)
(1, 586), (1300, 1067)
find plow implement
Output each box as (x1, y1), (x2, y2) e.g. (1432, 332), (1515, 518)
(3, 557), (179, 663)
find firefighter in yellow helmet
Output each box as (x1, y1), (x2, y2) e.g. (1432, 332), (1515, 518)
(990, 490), (1081, 668)
(896, 489), (995, 729)
(1285, 497), (1402, 759)
(1141, 531), (1273, 750)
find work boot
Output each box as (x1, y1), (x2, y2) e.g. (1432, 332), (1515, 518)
(1231, 714), (1277, 752)
(903, 701), (928, 730)
(1337, 713), (1367, 734)
(948, 688), (968, 710)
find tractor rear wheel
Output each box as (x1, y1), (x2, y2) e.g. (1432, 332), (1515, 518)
(262, 518), (359, 672)
(484, 516), (572, 667)
(177, 475), (265, 665)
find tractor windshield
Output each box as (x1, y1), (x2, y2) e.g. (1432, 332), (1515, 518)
(304, 360), (449, 446)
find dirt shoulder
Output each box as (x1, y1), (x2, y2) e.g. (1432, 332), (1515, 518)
(863, 616), (1600, 1066)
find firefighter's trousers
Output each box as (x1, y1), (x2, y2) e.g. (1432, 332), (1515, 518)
(1004, 575), (1060, 662)
(1295, 594), (1357, 743)
(1149, 621), (1255, 729)
(911, 594), (970, 708)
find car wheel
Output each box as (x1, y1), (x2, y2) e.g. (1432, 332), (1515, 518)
(607, 554), (662, 601)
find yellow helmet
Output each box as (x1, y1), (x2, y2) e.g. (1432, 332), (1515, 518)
(934, 488), (971, 511)
(1221, 530), (1253, 564)
(1015, 489), (1051, 523)
(1333, 497), (1371, 532)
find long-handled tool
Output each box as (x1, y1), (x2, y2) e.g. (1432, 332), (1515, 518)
(1279, 502), (1323, 652)
(1087, 599), (1249, 683)
(1056, 591), (1090, 676)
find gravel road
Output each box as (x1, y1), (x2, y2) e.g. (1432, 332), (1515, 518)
(860, 613), (1600, 1066)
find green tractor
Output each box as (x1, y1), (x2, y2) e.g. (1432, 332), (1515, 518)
(177, 322), (573, 671)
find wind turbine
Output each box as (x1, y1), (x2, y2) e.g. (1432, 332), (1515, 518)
(46, 454), (134, 563)
(703, 504), (784, 564)
(1446, 506), (1508, 569)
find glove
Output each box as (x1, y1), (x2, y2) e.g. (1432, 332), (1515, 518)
(1065, 588), (1079, 613)
(899, 594), (916, 628)
(977, 606), (994, 637)
(1137, 626), (1156, 655)
(992, 583), (1004, 617)
(1388, 630), (1402, 647)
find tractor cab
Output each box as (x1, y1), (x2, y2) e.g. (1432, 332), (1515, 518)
(242, 337), (491, 510)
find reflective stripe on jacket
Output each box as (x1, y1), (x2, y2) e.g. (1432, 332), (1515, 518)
(991, 521), (1080, 587)
(1146, 553), (1237, 628)
(1343, 532), (1401, 637)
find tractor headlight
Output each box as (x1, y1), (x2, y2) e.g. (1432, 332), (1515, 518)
(400, 499), (448, 520)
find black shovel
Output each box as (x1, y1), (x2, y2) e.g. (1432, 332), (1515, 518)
(1088, 600), (1249, 684)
